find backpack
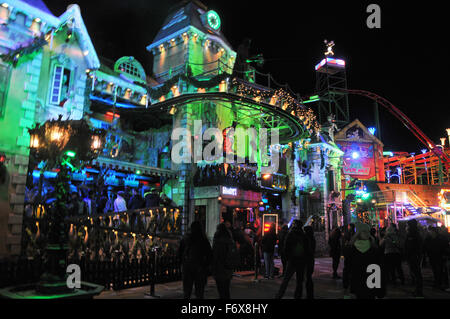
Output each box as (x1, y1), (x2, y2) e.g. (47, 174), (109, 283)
(292, 240), (305, 257)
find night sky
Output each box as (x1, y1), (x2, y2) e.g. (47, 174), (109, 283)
(43, 0), (448, 153)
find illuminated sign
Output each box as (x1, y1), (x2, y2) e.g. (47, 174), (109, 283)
(315, 58), (346, 71)
(343, 165), (370, 175)
(262, 214), (278, 235)
(222, 187), (238, 196)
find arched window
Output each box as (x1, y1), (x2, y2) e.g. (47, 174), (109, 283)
(114, 57), (146, 83)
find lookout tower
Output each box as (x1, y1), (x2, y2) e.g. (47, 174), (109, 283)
(310, 41), (350, 127)
(146, 0), (236, 83)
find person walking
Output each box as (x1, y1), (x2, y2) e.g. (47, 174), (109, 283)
(405, 219), (424, 298)
(423, 227), (446, 290)
(329, 227), (342, 279)
(178, 221), (212, 299)
(346, 223), (385, 299)
(262, 224), (277, 279)
(304, 225), (316, 299)
(380, 224), (405, 285)
(212, 222), (238, 299)
(342, 223), (356, 296)
(278, 224), (289, 277)
(275, 220), (309, 299)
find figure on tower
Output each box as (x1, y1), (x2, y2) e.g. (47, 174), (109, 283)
(324, 39), (335, 56)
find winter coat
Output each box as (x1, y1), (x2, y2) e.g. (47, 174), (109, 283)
(404, 230), (423, 260)
(278, 226), (289, 256)
(328, 229), (342, 256)
(423, 234), (446, 262)
(179, 233), (212, 270)
(262, 231), (277, 254)
(212, 228), (238, 281)
(347, 239), (385, 299)
(128, 194), (144, 210)
(284, 229), (309, 262)
(382, 232), (403, 255)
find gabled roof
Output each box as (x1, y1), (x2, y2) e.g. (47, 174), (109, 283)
(147, 0), (233, 51)
(58, 4), (100, 69)
(335, 118), (384, 146)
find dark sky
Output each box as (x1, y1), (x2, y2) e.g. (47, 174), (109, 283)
(43, 0), (449, 153)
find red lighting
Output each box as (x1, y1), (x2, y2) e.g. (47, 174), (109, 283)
(105, 112), (120, 118)
(0, 154), (5, 163)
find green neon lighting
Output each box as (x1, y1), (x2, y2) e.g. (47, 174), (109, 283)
(207, 10), (221, 30)
(362, 193), (370, 199)
(309, 95), (319, 99)
(65, 150), (76, 158)
(303, 98), (320, 104)
(136, 170), (141, 175)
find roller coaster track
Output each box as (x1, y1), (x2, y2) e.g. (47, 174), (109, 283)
(338, 89), (450, 169)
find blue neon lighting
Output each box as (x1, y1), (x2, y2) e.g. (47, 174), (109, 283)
(90, 95), (140, 109)
(368, 127), (376, 135)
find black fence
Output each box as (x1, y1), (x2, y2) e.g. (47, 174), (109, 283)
(0, 252), (181, 291)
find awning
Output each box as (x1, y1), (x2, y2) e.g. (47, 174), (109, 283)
(92, 157), (178, 179)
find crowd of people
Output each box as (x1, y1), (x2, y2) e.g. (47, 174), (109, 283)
(25, 181), (177, 218)
(329, 219), (450, 298)
(193, 163), (259, 191)
(178, 217), (450, 299)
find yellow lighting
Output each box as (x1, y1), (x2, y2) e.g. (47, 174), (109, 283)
(1, 3), (8, 8)
(262, 174), (271, 180)
(91, 135), (102, 150)
(30, 134), (39, 148)
(34, 18), (41, 23)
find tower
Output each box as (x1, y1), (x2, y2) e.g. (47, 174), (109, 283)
(146, 1), (236, 83)
(311, 41), (350, 127)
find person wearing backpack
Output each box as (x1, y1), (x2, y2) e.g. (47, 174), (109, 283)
(275, 219), (309, 299)
(178, 221), (212, 299)
(212, 221), (238, 299)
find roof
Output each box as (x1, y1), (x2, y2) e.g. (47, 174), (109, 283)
(22, 0), (54, 15)
(335, 118), (384, 147)
(148, 0), (233, 50)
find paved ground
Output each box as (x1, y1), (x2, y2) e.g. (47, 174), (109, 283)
(96, 257), (450, 299)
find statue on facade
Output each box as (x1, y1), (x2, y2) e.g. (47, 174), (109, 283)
(327, 114), (338, 142)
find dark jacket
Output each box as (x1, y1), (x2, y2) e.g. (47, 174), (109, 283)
(304, 226), (316, 260)
(328, 229), (342, 256)
(212, 225), (238, 281)
(179, 232), (212, 270)
(347, 240), (385, 299)
(128, 194), (144, 210)
(278, 226), (289, 256)
(144, 192), (160, 208)
(284, 228), (309, 261)
(261, 230), (277, 254)
(405, 229), (423, 260)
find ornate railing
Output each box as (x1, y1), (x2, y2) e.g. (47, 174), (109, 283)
(14, 206), (183, 291)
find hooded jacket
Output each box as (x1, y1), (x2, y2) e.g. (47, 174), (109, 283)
(347, 237), (385, 299)
(212, 225), (238, 281)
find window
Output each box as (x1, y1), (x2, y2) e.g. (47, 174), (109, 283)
(50, 65), (71, 106)
(0, 63), (10, 117)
